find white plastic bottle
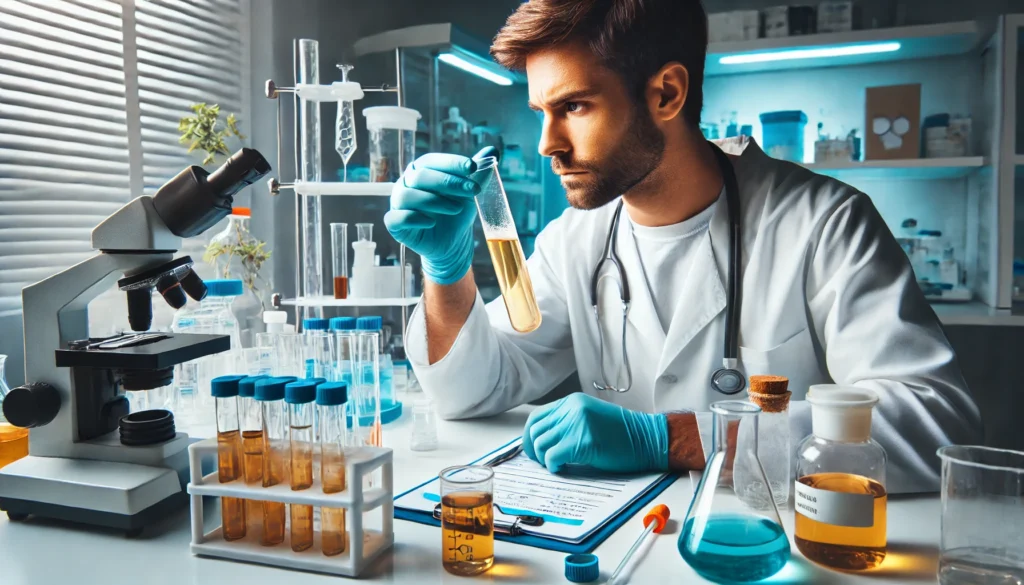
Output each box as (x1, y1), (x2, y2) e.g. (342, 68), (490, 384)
(351, 223), (376, 298)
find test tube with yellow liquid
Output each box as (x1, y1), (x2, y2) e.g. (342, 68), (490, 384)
(471, 156), (542, 333)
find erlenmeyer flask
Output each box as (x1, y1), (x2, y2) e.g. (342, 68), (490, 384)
(679, 401), (790, 582)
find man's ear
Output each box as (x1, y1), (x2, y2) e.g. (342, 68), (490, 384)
(645, 62), (689, 123)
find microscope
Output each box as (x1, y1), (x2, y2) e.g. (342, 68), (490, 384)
(0, 148), (270, 534)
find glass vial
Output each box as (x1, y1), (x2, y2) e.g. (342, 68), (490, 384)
(302, 318), (331, 379)
(471, 156), (541, 333)
(212, 375), (247, 541)
(351, 331), (381, 448)
(330, 318), (357, 386)
(286, 379), (317, 552)
(238, 376), (267, 529)
(318, 381), (349, 556)
(795, 385), (887, 571)
(255, 376), (293, 546)
(737, 375), (791, 510)
(409, 398), (439, 452)
(679, 401), (790, 582)
(330, 223), (349, 300)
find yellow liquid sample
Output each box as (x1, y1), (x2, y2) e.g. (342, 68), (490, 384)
(486, 238), (541, 333)
(322, 445), (347, 556)
(290, 429), (314, 552)
(795, 473), (887, 570)
(261, 440), (289, 546)
(242, 430), (265, 529)
(0, 423), (29, 469)
(217, 429), (246, 541)
(442, 491), (494, 576)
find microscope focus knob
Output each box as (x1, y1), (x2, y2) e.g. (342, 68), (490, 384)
(2, 382), (60, 428)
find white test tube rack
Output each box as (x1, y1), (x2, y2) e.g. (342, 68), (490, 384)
(187, 439), (394, 577)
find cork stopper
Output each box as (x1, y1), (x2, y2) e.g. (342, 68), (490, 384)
(747, 375), (791, 413)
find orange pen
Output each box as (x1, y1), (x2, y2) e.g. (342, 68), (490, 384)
(608, 504), (671, 585)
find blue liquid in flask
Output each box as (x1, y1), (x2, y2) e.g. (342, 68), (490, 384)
(680, 514), (790, 582)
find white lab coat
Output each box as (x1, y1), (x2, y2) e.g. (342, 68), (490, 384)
(406, 139), (982, 494)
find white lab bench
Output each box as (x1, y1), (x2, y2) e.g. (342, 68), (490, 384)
(0, 405), (941, 585)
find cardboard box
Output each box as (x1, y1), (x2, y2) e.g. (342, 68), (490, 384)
(763, 5), (817, 38)
(865, 84), (921, 160)
(709, 10), (761, 42)
(818, 1), (855, 32)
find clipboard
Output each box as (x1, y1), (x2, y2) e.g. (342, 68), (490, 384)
(393, 438), (679, 553)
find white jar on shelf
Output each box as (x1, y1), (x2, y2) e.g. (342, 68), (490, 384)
(364, 106), (421, 183)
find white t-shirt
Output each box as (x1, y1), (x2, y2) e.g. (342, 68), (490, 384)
(628, 196), (720, 333)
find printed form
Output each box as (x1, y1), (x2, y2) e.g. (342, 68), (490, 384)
(394, 439), (670, 543)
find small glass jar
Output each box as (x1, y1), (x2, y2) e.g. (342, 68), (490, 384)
(795, 385), (887, 571)
(364, 106), (420, 183)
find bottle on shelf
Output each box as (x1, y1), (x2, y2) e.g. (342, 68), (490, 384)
(351, 223), (376, 298)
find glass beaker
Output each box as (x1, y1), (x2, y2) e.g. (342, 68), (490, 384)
(471, 156), (542, 333)
(679, 401), (790, 582)
(364, 106), (420, 183)
(0, 354), (29, 469)
(440, 465), (495, 576)
(937, 445), (1024, 585)
(331, 222), (349, 300)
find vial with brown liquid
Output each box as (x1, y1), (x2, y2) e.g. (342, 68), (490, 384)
(287, 379), (317, 552)
(212, 375), (247, 541)
(255, 377), (291, 546)
(795, 385), (888, 571)
(440, 466), (495, 576)
(331, 223), (349, 299)
(239, 376), (267, 531)
(318, 381), (349, 556)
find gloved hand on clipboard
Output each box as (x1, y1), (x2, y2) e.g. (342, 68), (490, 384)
(522, 393), (669, 474)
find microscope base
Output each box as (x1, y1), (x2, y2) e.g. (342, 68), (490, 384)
(0, 455), (186, 534)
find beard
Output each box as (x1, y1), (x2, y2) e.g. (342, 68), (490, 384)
(553, 105), (665, 210)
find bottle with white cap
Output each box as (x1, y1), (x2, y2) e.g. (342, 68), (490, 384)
(794, 385), (887, 571)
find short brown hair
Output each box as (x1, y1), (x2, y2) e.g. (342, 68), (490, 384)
(491, 0), (708, 125)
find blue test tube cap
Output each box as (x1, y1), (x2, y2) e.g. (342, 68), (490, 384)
(356, 316), (382, 330)
(210, 375), (246, 397)
(205, 279), (243, 297)
(285, 379), (318, 404)
(238, 375), (267, 398)
(303, 317), (330, 331)
(564, 554), (599, 583)
(316, 381), (348, 406)
(254, 376), (295, 401)
(329, 317), (357, 331)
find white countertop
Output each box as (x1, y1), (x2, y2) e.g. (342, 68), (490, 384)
(0, 403), (942, 585)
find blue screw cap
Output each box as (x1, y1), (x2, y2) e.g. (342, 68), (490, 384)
(238, 375), (268, 398)
(316, 382), (348, 406)
(285, 379), (318, 404)
(205, 279), (243, 297)
(356, 316), (382, 330)
(329, 317), (357, 331)
(210, 375), (246, 397)
(564, 553), (599, 583)
(303, 318), (329, 331)
(254, 376), (295, 401)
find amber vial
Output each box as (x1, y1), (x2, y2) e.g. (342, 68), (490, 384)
(212, 376), (247, 541)
(255, 377), (292, 546)
(795, 385), (887, 571)
(287, 380), (317, 552)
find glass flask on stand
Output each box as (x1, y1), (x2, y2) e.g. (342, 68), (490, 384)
(679, 401), (790, 582)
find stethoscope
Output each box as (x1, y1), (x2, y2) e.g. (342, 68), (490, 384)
(591, 142), (746, 395)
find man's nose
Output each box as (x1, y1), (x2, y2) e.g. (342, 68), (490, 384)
(538, 116), (569, 159)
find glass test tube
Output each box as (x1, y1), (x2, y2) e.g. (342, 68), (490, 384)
(471, 156), (542, 333)
(287, 379), (317, 552)
(297, 38), (323, 320)
(440, 465), (495, 576)
(212, 375), (247, 541)
(318, 381), (349, 556)
(351, 331), (381, 449)
(331, 223), (349, 300)
(238, 376), (267, 529)
(255, 376), (293, 546)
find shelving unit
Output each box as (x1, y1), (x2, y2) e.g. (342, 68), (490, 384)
(933, 302), (1024, 327)
(281, 296), (421, 308)
(706, 21), (980, 77)
(803, 157), (987, 180)
(293, 181), (393, 196)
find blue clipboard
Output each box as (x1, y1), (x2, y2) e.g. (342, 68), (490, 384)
(393, 438), (679, 554)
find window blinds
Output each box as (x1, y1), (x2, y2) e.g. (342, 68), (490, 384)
(0, 0), (247, 318)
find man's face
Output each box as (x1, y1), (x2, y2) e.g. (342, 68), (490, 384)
(526, 41), (665, 210)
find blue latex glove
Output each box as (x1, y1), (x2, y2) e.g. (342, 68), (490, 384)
(522, 393), (670, 474)
(384, 147), (496, 285)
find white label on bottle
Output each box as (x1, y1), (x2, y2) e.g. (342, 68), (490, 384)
(794, 481), (875, 528)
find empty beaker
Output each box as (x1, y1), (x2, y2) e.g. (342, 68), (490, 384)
(679, 401), (790, 583)
(937, 445), (1024, 585)
(471, 156), (541, 333)
(364, 106), (420, 183)
(331, 222), (349, 299)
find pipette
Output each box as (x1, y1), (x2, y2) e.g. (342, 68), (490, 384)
(607, 504), (670, 585)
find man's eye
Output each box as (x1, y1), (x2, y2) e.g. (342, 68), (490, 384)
(566, 102), (582, 113)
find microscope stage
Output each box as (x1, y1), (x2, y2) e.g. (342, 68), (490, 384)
(55, 333), (229, 370)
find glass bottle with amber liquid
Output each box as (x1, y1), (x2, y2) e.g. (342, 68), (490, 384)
(795, 385), (887, 571)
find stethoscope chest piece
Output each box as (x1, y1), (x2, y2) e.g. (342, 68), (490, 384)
(711, 367), (746, 395)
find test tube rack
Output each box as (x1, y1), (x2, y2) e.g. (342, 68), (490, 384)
(187, 439), (394, 577)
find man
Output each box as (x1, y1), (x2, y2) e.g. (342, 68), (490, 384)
(385, 0), (981, 492)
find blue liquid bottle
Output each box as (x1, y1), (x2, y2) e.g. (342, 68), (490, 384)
(679, 401), (790, 582)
